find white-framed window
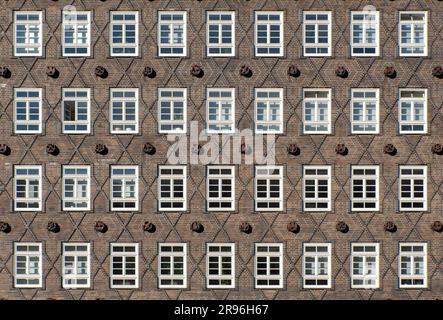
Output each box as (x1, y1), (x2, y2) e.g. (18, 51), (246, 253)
(255, 166), (283, 212)
(399, 243), (427, 288)
(303, 89), (331, 134)
(351, 11), (379, 56)
(303, 11), (331, 56)
(62, 165), (90, 211)
(62, 88), (90, 134)
(398, 89), (427, 134)
(351, 243), (379, 289)
(62, 243), (90, 289)
(110, 11), (139, 56)
(207, 11), (235, 57)
(14, 165), (42, 211)
(158, 243), (187, 289)
(303, 165), (331, 212)
(351, 165), (379, 212)
(14, 11), (43, 56)
(254, 243), (283, 289)
(110, 165), (139, 211)
(255, 88), (283, 134)
(62, 10), (91, 56)
(14, 242), (42, 288)
(14, 88), (42, 134)
(207, 88), (235, 133)
(206, 166), (235, 211)
(255, 11), (283, 57)
(158, 11), (187, 57)
(351, 89), (379, 134)
(158, 166), (186, 211)
(399, 165), (427, 211)
(158, 88), (187, 133)
(399, 12), (427, 57)
(110, 88), (139, 134)
(303, 243), (331, 289)
(206, 243), (235, 289)
(110, 243), (139, 289)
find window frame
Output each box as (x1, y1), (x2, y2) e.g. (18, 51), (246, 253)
(62, 88), (91, 134)
(255, 88), (284, 134)
(14, 165), (42, 212)
(351, 243), (380, 289)
(14, 242), (43, 288)
(351, 88), (380, 134)
(302, 11), (332, 57)
(254, 11), (284, 57)
(303, 165), (331, 212)
(206, 11), (235, 57)
(62, 10), (91, 57)
(206, 88), (235, 134)
(158, 88), (187, 134)
(158, 243), (187, 289)
(302, 243), (332, 289)
(14, 11), (43, 57)
(206, 243), (235, 289)
(62, 242), (91, 289)
(109, 11), (139, 57)
(398, 89), (428, 134)
(302, 88), (332, 134)
(62, 165), (91, 211)
(255, 165), (283, 212)
(110, 243), (139, 289)
(110, 165), (139, 212)
(14, 88), (42, 134)
(206, 165), (235, 212)
(110, 88), (139, 134)
(158, 11), (187, 57)
(398, 242), (427, 289)
(158, 165), (187, 212)
(398, 165), (427, 212)
(254, 243), (283, 289)
(398, 11), (428, 57)
(351, 165), (379, 212)
(350, 10), (380, 57)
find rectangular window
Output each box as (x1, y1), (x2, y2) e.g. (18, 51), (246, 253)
(14, 11), (42, 56)
(207, 11), (235, 57)
(399, 165), (427, 211)
(255, 12), (283, 57)
(110, 11), (139, 56)
(399, 89), (427, 134)
(303, 166), (331, 212)
(399, 243), (427, 288)
(159, 243), (187, 289)
(399, 12), (427, 56)
(351, 89), (379, 134)
(303, 243), (331, 289)
(351, 165), (379, 211)
(351, 243), (379, 289)
(110, 88), (139, 134)
(206, 243), (235, 289)
(110, 166), (138, 211)
(255, 88), (283, 134)
(14, 243), (42, 288)
(254, 243), (283, 289)
(303, 89), (331, 134)
(351, 11), (379, 56)
(14, 165), (42, 211)
(14, 88), (42, 134)
(255, 166), (283, 211)
(62, 88), (90, 134)
(158, 11), (187, 57)
(62, 165), (90, 211)
(303, 11), (331, 56)
(207, 88), (235, 133)
(158, 88), (187, 133)
(62, 243), (90, 289)
(110, 243), (139, 289)
(206, 166), (235, 211)
(158, 166), (187, 211)
(62, 11), (90, 56)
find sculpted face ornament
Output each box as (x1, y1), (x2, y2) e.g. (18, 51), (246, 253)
(143, 221), (156, 233)
(0, 66), (11, 78)
(384, 66), (396, 78)
(190, 64), (204, 78)
(432, 66), (443, 79)
(0, 144), (10, 156)
(384, 144), (397, 156)
(336, 221), (349, 233)
(239, 222), (252, 234)
(287, 65), (300, 77)
(335, 66), (348, 78)
(384, 221), (397, 233)
(143, 142), (156, 155)
(46, 66), (59, 78)
(95, 221), (108, 233)
(335, 143), (348, 156)
(432, 144), (443, 155)
(47, 221), (60, 233)
(239, 65), (252, 77)
(0, 221), (11, 233)
(432, 221), (443, 233)
(143, 66), (156, 78)
(287, 221), (300, 233)
(46, 144), (59, 156)
(95, 66), (108, 78)
(190, 221), (204, 233)
(95, 144), (108, 155)
(287, 144), (300, 156)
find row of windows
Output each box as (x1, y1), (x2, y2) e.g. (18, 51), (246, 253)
(13, 10), (429, 57)
(12, 242), (428, 289)
(12, 164), (428, 212)
(13, 88), (429, 134)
